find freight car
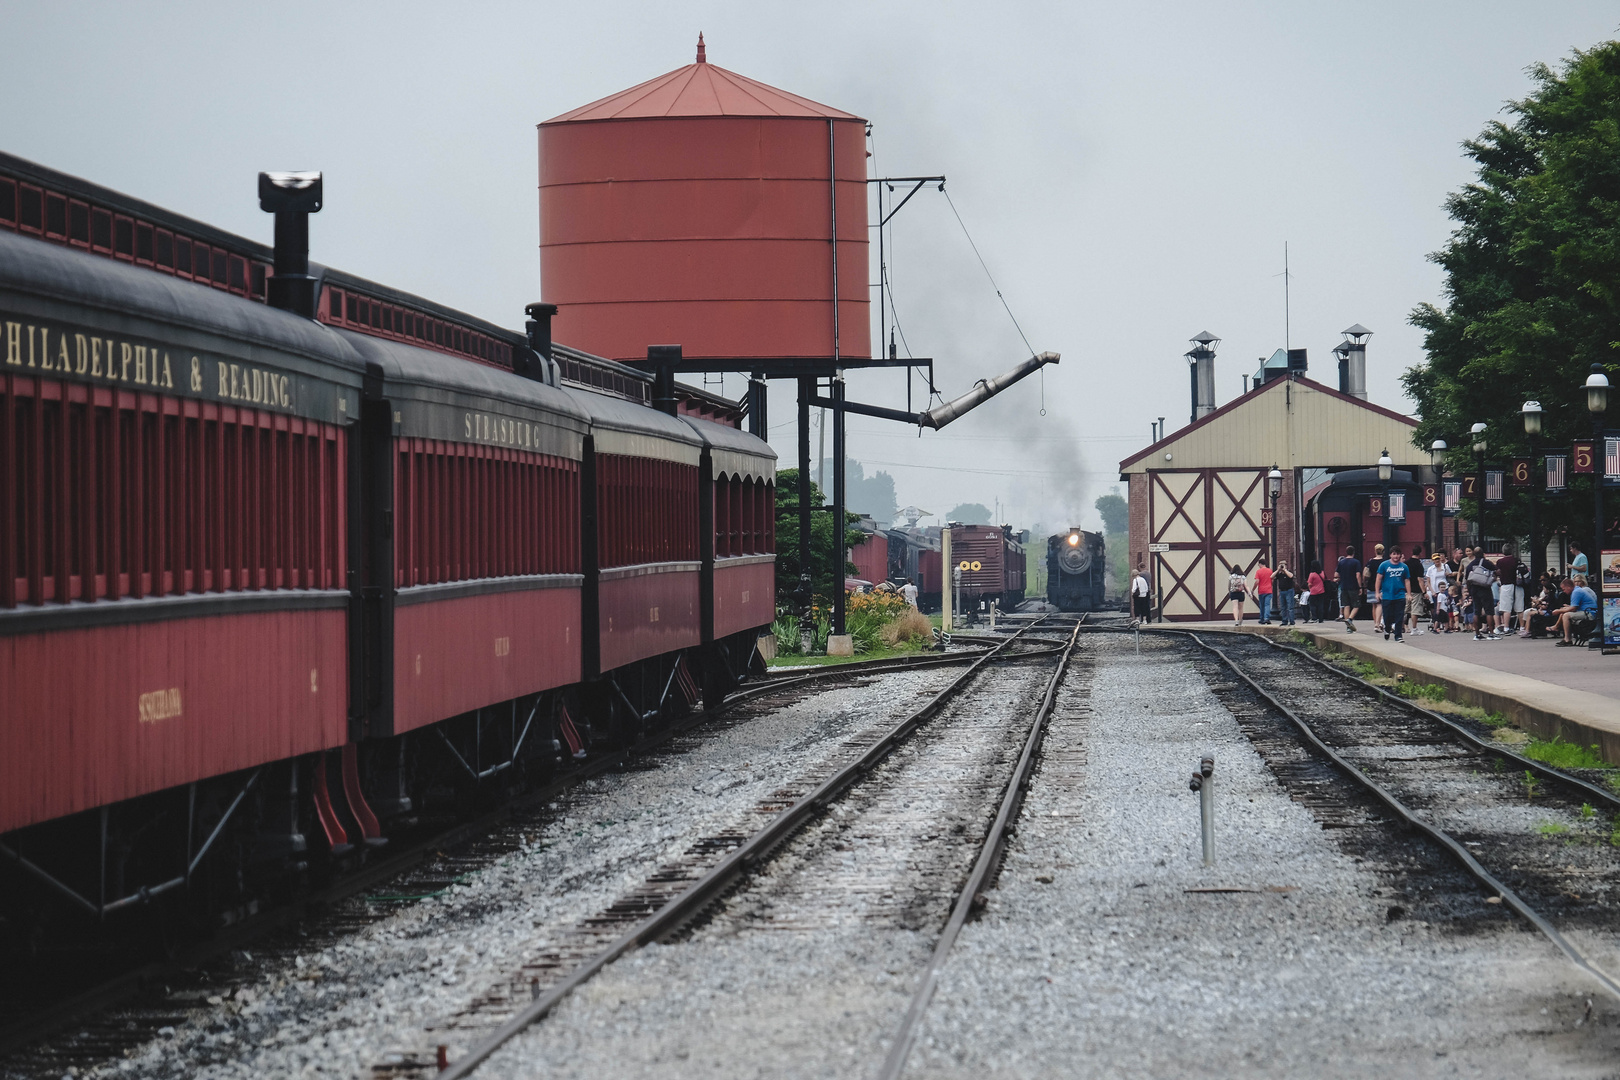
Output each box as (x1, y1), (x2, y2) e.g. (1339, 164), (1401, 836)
(0, 154), (775, 930)
(948, 524), (1026, 614)
(1046, 528), (1107, 612)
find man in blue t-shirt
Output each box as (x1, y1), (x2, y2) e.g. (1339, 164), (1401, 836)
(1336, 545), (1363, 632)
(1375, 546), (1414, 642)
(1554, 575), (1600, 646)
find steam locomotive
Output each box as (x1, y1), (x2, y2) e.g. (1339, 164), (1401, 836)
(1046, 528), (1107, 611)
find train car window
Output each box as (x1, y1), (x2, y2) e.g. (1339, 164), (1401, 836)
(114, 216), (134, 258)
(71, 202), (92, 246)
(326, 289), (342, 320)
(44, 193), (67, 238)
(174, 236), (191, 275)
(154, 228), (173, 267)
(344, 293), (357, 322)
(18, 184), (44, 232)
(0, 178), (14, 225)
(252, 262), (268, 298)
(135, 223), (154, 264)
(212, 249), (228, 284)
(89, 208), (112, 250)
(229, 255), (246, 292)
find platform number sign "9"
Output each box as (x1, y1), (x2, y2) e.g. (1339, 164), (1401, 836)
(957, 560), (983, 571)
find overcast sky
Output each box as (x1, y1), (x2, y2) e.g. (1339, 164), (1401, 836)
(6, 2), (1617, 533)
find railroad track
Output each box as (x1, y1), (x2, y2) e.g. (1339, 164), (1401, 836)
(1149, 627), (1620, 1003)
(0, 657), (969, 1078)
(425, 617), (1074, 1079)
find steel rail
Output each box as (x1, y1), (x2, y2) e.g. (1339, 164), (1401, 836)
(1183, 630), (1620, 1003)
(1258, 633), (1620, 811)
(438, 618), (1053, 1079)
(1117, 625), (1620, 812)
(877, 617), (1083, 1079)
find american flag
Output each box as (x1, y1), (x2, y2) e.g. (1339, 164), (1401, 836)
(1607, 437), (1620, 481)
(1443, 481), (1461, 514)
(1485, 471), (1504, 503)
(1546, 455), (1567, 492)
(1388, 490), (1405, 523)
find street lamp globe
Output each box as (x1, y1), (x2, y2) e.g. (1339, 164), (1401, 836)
(1470, 422), (1487, 454)
(1521, 400), (1543, 437)
(1587, 365), (1610, 415)
(1430, 438), (1447, 462)
(1377, 449), (1392, 484)
(1267, 466), (1282, 497)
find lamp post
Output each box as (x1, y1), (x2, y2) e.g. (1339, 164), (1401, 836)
(1522, 401), (1543, 579)
(1586, 365), (1609, 647)
(1377, 449), (1393, 553)
(1429, 438), (1447, 556)
(1471, 422), (1488, 550)
(1267, 465), (1282, 573)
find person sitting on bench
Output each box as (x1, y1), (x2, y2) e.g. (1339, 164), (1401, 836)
(1552, 576), (1599, 647)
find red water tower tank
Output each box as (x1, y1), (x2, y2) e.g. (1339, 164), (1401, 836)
(539, 37), (870, 365)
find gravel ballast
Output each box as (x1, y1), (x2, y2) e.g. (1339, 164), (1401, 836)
(25, 667), (961, 1080)
(475, 658), (1062, 1079)
(910, 633), (1620, 1078)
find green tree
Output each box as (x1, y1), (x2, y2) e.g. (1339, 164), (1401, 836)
(1403, 42), (1620, 546)
(946, 502), (992, 525)
(820, 458), (899, 524)
(775, 469), (863, 601)
(1094, 488), (1128, 534)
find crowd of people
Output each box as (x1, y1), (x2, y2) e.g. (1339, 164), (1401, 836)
(1217, 541), (1602, 647)
(1127, 541), (1603, 648)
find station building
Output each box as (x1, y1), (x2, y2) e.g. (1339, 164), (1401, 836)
(1118, 370), (1454, 621)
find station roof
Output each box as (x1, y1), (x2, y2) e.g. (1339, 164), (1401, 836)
(1119, 375), (1423, 476)
(544, 47), (862, 124)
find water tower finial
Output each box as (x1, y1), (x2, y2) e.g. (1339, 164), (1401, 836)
(696, 32), (706, 63)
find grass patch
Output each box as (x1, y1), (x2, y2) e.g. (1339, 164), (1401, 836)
(1522, 736), (1612, 771)
(1537, 820), (1571, 837)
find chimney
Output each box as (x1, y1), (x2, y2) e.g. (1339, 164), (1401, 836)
(1183, 331), (1219, 423)
(648, 343), (681, 416)
(1338, 324), (1371, 399)
(258, 171), (322, 318)
(523, 302), (558, 384)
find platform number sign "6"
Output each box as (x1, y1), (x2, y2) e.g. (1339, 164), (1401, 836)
(957, 560), (982, 571)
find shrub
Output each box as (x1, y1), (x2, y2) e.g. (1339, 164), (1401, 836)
(773, 611), (802, 655)
(883, 610), (935, 647)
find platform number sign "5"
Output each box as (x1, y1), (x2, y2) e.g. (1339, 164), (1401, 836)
(1573, 441), (1595, 474)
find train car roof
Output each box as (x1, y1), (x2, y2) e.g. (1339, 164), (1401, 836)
(339, 329), (589, 460)
(680, 415), (777, 483)
(572, 388), (703, 467)
(0, 229), (364, 378)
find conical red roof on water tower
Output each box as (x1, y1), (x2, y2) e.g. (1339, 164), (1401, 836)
(539, 35), (870, 364)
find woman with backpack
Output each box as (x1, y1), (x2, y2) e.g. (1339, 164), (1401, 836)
(1228, 563), (1248, 625)
(1465, 547), (1496, 641)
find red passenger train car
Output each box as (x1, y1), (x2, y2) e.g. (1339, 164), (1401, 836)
(0, 152), (776, 925)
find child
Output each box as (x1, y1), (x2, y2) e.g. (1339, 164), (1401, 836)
(1430, 584), (1449, 634)
(1447, 585), (1463, 632)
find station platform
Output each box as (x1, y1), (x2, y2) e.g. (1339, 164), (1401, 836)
(1148, 618), (1620, 765)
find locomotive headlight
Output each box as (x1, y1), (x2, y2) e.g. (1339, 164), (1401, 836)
(1067, 533), (1080, 546)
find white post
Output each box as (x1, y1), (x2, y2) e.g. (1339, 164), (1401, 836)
(942, 527), (954, 633)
